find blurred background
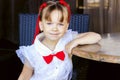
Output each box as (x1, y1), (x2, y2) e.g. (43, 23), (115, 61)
(0, 0), (120, 80)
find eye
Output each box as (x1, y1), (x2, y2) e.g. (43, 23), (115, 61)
(58, 23), (64, 26)
(46, 22), (52, 25)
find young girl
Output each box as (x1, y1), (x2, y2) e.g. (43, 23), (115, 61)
(16, 0), (101, 80)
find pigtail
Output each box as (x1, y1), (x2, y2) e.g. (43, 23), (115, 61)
(32, 2), (47, 43)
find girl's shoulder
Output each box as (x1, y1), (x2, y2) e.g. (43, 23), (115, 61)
(16, 44), (36, 61)
(16, 44), (35, 53)
(67, 29), (78, 35)
(63, 29), (78, 40)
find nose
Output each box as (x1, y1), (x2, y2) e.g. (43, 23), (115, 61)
(52, 24), (58, 31)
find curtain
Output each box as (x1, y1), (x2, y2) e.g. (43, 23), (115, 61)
(83, 0), (120, 34)
(0, 0), (27, 43)
(0, 0), (3, 39)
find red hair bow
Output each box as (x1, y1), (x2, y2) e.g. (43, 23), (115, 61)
(32, 2), (47, 43)
(39, 2), (47, 11)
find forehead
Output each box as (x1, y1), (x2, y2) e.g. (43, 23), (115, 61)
(43, 9), (68, 23)
(49, 10), (62, 22)
(42, 5), (68, 23)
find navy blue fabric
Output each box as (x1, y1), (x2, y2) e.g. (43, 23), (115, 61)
(19, 14), (38, 46)
(69, 14), (89, 33)
(19, 14), (89, 46)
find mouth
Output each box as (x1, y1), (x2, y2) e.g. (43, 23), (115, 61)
(48, 32), (63, 40)
(50, 33), (60, 35)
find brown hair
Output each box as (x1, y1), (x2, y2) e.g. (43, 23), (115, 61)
(39, 1), (69, 23)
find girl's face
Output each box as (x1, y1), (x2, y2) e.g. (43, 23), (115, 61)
(39, 10), (69, 41)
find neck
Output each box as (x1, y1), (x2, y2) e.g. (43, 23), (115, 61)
(41, 38), (59, 51)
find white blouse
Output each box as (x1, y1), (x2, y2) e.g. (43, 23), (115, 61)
(16, 29), (78, 80)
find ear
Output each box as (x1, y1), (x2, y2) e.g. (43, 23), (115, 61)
(39, 21), (43, 31)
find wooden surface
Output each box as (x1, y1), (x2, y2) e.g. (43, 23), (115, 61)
(72, 33), (120, 64)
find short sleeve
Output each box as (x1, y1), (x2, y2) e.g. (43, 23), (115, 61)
(16, 46), (26, 64)
(66, 29), (78, 40)
(71, 30), (78, 39)
(16, 46), (34, 68)
(60, 29), (78, 46)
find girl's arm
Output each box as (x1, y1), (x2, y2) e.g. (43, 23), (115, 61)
(74, 32), (101, 44)
(65, 32), (101, 54)
(18, 62), (33, 80)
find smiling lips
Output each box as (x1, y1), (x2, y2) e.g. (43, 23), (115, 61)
(50, 32), (60, 36)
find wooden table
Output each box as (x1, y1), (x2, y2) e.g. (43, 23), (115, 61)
(72, 32), (120, 64)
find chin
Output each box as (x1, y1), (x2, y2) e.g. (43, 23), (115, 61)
(49, 37), (60, 41)
(49, 35), (62, 40)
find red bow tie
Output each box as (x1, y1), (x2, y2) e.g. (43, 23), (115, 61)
(43, 51), (65, 64)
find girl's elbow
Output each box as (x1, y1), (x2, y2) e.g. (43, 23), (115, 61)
(90, 32), (102, 40)
(95, 33), (102, 41)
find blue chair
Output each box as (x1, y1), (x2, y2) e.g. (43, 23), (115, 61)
(19, 14), (38, 46)
(19, 14), (89, 46)
(69, 14), (89, 33)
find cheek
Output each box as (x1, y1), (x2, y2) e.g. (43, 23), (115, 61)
(42, 24), (50, 31)
(65, 23), (69, 30)
(43, 27), (50, 32)
(59, 26), (68, 33)
(66, 26), (69, 30)
(64, 25), (69, 31)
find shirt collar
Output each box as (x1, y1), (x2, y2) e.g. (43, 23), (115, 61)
(33, 33), (65, 56)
